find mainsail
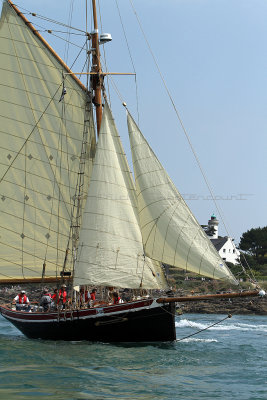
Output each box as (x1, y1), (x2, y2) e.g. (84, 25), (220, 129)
(0, 1), (95, 281)
(127, 113), (237, 285)
(74, 104), (167, 289)
(0, 0), (237, 288)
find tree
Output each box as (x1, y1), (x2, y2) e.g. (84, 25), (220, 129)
(239, 226), (267, 264)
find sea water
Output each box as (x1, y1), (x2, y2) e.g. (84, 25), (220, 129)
(0, 313), (266, 400)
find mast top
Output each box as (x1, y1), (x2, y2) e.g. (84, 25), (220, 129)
(91, 0), (103, 135)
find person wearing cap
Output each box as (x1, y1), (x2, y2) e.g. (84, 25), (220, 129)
(13, 290), (31, 311)
(58, 284), (68, 309)
(40, 288), (53, 312)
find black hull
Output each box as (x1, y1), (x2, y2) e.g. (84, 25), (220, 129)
(0, 299), (176, 342)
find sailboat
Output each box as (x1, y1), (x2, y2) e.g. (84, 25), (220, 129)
(0, 0), (260, 342)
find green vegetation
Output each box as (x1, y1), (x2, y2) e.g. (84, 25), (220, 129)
(240, 226), (267, 264)
(239, 226), (267, 282)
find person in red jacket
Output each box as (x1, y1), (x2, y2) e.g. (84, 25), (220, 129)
(112, 292), (121, 305)
(51, 288), (58, 302)
(58, 284), (67, 309)
(90, 288), (97, 301)
(50, 288), (58, 309)
(13, 290), (31, 311)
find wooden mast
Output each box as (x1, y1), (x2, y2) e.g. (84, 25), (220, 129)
(91, 0), (103, 135)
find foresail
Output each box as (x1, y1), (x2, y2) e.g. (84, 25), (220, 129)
(127, 113), (237, 285)
(0, 2), (95, 281)
(74, 104), (167, 289)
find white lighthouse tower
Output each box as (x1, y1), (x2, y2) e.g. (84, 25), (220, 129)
(207, 213), (219, 239)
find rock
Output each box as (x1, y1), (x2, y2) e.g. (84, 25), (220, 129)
(181, 297), (267, 315)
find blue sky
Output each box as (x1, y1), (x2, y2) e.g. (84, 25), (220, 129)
(3, 0), (267, 244)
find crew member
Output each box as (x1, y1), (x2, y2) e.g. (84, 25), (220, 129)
(51, 288), (58, 303)
(50, 288), (58, 309)
(112, 292), (122, 305)
(90, 288), (97, 301)
(13, 290), (31, 311)
(80, 287), (90, 304)
(58, 284), (68, 309)
(40, 289), (53, 312)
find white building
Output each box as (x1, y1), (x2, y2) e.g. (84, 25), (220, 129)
(202, 214), (240, 265)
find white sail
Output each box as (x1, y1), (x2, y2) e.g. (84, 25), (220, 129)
(74, 104), (167, 289)
(0, 2), (95, 280)
(127, 113), (237, 285)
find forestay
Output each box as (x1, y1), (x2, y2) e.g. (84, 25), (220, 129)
(0, 1), (95, 280)
(127, 113), (237, 285)
(74, 104), (167, 289)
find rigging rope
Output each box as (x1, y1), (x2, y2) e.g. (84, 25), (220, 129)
(175, 314), (232, 342)
(63, 0), (74, 64)
(16, 4), (87, 33)
(36, 30), (85, 36)
(115, 0), (140, 124)
(157, 302), (234, 342)
(25, 19), (87, 50)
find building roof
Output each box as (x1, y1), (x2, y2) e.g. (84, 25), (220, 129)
(211, 237), (228, 251)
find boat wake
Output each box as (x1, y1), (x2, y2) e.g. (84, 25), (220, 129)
(175, 318), (267, 332)
(175, 337), (218, 343)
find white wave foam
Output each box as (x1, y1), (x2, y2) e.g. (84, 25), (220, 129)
(175, 318), (267, 332)
(176, 338), (218, 343)
(176, 319), (207, 330)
